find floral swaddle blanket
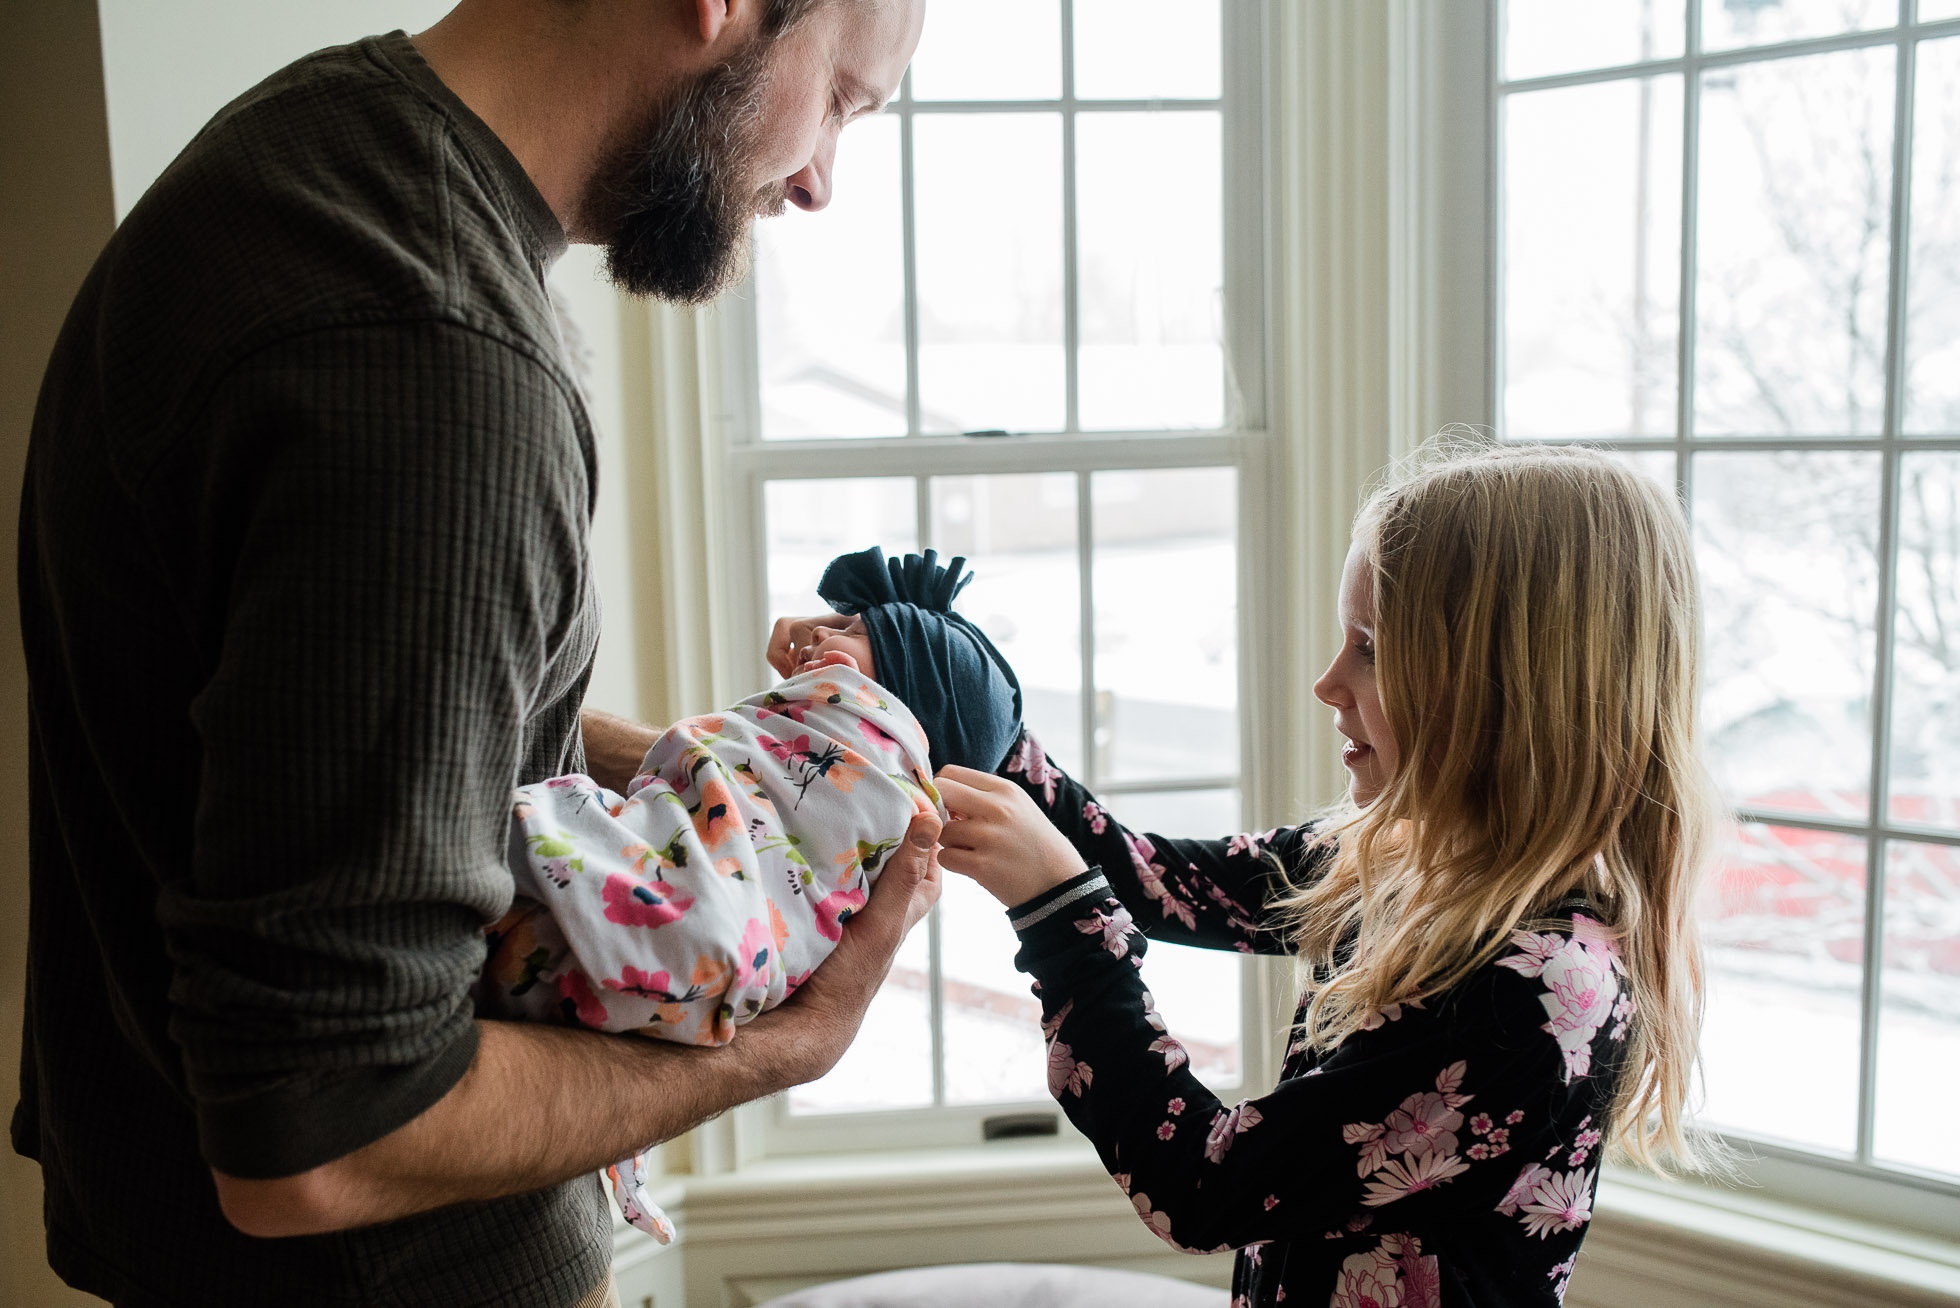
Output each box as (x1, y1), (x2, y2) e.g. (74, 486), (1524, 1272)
(481, 663), (941, 1242)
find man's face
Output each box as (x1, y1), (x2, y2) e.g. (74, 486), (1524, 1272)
(591, 0), (924, 304)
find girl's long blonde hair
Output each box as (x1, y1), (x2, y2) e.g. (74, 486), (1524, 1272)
(1279, 439), (1722, 1173)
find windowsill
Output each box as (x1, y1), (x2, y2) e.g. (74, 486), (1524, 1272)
(622, 1143), (1960, 1303)
(1595, 1167), (1960, 1300)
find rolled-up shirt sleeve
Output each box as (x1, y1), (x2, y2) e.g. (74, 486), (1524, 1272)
(152, 320), (593, 1179)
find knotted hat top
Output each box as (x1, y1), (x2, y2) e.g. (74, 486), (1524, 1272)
(815, 547), (1023, 772)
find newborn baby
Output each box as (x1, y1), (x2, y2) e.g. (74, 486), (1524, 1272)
(478, 549), (1021, 1243)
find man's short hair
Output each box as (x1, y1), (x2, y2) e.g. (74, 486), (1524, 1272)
(762, 0), (845, 38)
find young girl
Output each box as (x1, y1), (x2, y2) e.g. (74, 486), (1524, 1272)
(931, 444), (1722, 1307)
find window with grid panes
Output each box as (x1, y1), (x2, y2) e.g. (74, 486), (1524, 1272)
(1495, 0), (1960, 1190)
(723, 0), (1265, 1134)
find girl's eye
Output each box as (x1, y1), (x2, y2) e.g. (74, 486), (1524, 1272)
(1356, 642), (1376, 665)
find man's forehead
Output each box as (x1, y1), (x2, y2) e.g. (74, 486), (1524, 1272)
(829, 0), (924, 97)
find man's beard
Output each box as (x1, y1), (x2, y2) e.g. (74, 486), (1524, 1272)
(587, 36), (789, 304)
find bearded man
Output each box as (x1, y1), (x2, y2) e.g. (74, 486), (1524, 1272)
(13, 1), (927, 1304)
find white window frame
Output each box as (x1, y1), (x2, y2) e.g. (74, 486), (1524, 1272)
(1452, 0), (1960, 1236)
(699, 0), (1288, 1163)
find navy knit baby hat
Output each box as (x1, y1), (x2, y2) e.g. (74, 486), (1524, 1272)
(815, 547), (1023, 772)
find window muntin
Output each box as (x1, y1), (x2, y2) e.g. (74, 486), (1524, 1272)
(733, 0), (1257, 1134)
(1496, 1), (1960, 1190)
(759, 467), (1248, 1119)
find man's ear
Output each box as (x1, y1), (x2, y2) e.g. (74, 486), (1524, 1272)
(692, 0), (731, 43)
(693, 0), (764, 46)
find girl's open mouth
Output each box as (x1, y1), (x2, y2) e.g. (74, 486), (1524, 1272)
(1342, 740), (1373, 766)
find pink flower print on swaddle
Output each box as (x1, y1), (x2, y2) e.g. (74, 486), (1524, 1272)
(488, 662), (942, 1244)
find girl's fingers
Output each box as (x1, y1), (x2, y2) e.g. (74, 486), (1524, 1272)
(931, 772), (985, 817)
(935, 764), (1003, 790)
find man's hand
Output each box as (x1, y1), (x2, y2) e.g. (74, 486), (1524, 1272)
(768, 613), (875, 680)
(211, 808), (943, 1240)
(743, 808), (941, 1078)
(934, 766), (1088, 908)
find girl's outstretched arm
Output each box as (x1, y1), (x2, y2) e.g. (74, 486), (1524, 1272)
(984, 733), (1324, 954)
(938, 769), (1625, 1278)
(1002, 868), (1613, 1266)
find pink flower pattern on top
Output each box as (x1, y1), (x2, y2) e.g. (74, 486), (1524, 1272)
(1205, 1100), (1265, 1164)
(1330, 1232), (1442, 1308)
(1497, 913), (1625, 1081)
(1344, 1061), (1477, 1208)
(989, 727), (1623, 1308)
(1004, 733), (1062, 805)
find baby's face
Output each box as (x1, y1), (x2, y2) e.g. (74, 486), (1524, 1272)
(794, 619), (874, 677)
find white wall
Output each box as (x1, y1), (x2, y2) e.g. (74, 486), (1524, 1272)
(94, 0), (646, 720)
(98, 0), (454, 219)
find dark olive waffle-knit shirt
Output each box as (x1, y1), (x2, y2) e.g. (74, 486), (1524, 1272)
(15, 32), (611, 1307)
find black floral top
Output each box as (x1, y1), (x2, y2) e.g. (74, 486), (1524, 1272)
(995, 733), (1630, 1308)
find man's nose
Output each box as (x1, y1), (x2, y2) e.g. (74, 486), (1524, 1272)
(787, 133), (838, 212)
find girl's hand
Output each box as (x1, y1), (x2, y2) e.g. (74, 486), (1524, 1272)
(934, 766), (1089, 908)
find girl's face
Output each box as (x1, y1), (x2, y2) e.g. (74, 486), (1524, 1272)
(1313, 543), (1398, 806)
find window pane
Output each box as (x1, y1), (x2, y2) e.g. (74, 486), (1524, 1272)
(1695, 452), (1880, 816)
(909, 0), (1061, 101)
(1890, 454), (1960, 831)
(1926, 0), (1960, 21)
(1092, 789), (1245, 1090)
(1698, 822), (1866, 1153)
(1502, 77), (1683, 439)
(942, 873), (1050, 1105)
(789, 919), (935, 1114)
(1607, 448), (1681, 496)
(1502, 0), (1685, 80)
(915, 115), (1065, 434)
(930, 473), (1084, 767)
(1140, 940), (1243, 1089)
(1703, 0), (1893, 51)
(1077, 111), (1225, 432)
(1905, 35), (1960, 435)
(764, 478), (918, 635)
(1875, 839), (1960, 1179)
(1101, 787), (1241, 840)
(1695, 49), (1894, 436)
(1073, 0), (1222, 100)
(1093, 468), (1238, 783)
(756, 116), (906, 440)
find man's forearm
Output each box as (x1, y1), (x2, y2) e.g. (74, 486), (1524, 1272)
(212, 810), (943, 1240)
(213, 1016), (810, 1238)
(580, 706), (665, 793)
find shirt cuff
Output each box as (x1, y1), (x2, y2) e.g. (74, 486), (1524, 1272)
(194, 1019), (480, 1179)
(1006, 868), (1111, 935)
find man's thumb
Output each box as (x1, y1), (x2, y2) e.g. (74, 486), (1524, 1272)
(906, 811), (942, 851)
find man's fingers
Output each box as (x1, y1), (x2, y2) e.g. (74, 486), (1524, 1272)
(865, 813), (939, 900)
(905, 809), (942, 850)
